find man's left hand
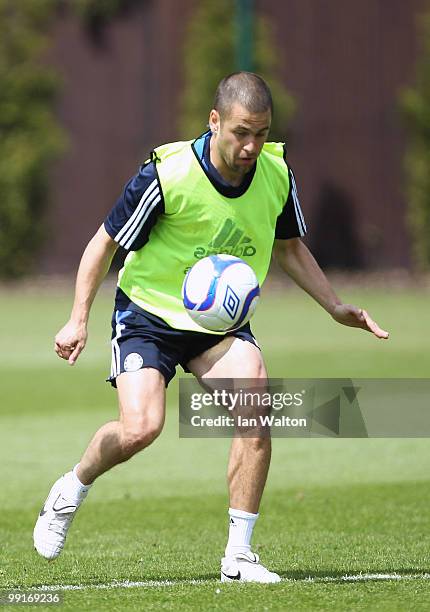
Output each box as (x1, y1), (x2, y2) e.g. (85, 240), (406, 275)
(331, 304), (389, 339)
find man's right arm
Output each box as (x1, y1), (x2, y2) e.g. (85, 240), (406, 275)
(55, 224), (118, 365)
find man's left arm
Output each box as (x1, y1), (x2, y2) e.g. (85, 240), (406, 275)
(272, 238), (389, 339)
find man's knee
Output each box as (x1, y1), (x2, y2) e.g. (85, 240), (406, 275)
(121, 416), (164, 456)
(234, 434), (271, 455)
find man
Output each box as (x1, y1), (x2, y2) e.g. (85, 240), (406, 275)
(33, 72), (388, 583)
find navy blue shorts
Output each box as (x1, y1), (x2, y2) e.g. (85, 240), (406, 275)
(107, 306), (258, 388)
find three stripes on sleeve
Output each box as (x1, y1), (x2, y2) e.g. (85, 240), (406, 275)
(104, 161), (164, 251)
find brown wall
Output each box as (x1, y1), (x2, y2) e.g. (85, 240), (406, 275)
(258, 0), (424, 269)
(41, 0), (425, 272)
(41, 0), (194, 272)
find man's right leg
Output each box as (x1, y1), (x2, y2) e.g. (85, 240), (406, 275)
(33, 368), (165, 560)
(77, 368), (166, 484)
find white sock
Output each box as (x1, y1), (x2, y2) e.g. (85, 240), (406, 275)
(224, 507), (259, 557)
(61, 464), (92, 505)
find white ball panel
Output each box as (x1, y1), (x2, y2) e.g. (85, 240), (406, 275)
(184, 257), (214, 304)
(182, 255), (260, 331)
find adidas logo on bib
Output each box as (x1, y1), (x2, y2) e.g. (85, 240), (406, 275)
(194, 218), (256, 259)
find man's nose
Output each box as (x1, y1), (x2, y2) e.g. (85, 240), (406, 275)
(243, 139), (258, 155)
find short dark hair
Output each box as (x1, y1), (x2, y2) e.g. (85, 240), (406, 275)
(214, 72), (273, 118)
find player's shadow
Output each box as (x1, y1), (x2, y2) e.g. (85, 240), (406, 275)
(309, 181), (363, 270)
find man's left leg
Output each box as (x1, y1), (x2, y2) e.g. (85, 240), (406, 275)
(187, 337), (280, 583)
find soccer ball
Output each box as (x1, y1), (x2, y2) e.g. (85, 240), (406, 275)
(182, 254), (260, 332)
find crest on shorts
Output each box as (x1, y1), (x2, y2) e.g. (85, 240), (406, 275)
(124, 352), (144, 372)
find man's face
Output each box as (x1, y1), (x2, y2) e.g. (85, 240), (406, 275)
(209, 103), (271, 182)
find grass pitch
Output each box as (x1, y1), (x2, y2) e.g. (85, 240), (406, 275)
(1, 278), (430, 610)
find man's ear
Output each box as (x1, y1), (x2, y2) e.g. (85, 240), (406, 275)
(209, 109), (220, 133)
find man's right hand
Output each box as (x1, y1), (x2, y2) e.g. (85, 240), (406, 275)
(54, 321), (88, 365)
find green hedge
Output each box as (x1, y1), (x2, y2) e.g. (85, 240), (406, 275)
(401, 8), (430, 270)
(0, 0), (65, 278)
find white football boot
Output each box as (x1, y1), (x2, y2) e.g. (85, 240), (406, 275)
(33, 475), (82, 560)
(221, 551), (281, 583)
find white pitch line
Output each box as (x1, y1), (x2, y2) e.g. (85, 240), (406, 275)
(30, 580), (205, 591)
(305, 573), (430, 583)
(23, 573), (430, 591)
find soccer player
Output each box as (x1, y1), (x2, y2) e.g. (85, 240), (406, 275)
(33, 72), (389, 583)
